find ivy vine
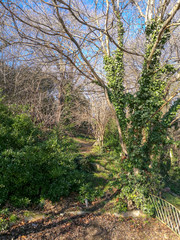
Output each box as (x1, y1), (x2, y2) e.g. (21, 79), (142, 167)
(104, 18), (179, 213)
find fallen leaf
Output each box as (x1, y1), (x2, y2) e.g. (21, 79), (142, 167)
(20, 236), (27, 239)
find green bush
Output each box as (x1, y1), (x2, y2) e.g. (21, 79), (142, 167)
(0, 208), (18, 232)
(165, 145), (180, 195)
(167, 165), (180, 195)
(78, 181), (104, 203)
(103, 119), (121, 153)
(108, 155), (164, 215)
(0, 101), (87, 206)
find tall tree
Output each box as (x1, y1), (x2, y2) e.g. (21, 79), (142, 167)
(0, 0), (179, 210)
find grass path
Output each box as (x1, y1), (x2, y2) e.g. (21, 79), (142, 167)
(73, 137), (95, 154)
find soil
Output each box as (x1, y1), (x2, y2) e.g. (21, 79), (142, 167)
(0, 211), (179, 240)
(73, 137), (95, 154)
(0, 195), (179, 240)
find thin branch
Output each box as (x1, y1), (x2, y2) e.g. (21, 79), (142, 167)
(52, 0), (106, 88)
(148, 90), (180, 123)
(147, 0), (180, 68)
(170, 115), (180, 126)
(131, 0), (145, 18)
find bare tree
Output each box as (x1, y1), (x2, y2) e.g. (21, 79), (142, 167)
(0, 0), (179, 153)
(89, 94), (113, 147)
(0, 51), (90, 130)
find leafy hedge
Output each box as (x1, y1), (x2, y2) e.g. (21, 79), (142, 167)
(103, 118), (121, 153)
(0, 101), (86, 207)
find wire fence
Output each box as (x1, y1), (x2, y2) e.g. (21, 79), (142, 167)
(150, 194), (180, 236)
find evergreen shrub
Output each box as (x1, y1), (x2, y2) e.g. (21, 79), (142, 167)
(0, 101), (86, 206)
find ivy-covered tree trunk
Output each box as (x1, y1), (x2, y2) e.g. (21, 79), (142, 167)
(104, 18), (128, 155)
(104, 17), (180, 212)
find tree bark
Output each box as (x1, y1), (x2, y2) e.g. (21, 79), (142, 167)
(105, 88), (128, 155)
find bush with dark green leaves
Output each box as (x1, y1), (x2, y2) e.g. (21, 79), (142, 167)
(0, 101), (87, 206)
(103, 118), (121, 153)
(0, 208), (18, 232)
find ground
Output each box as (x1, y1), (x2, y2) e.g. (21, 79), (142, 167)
(0, 138), (179, 240)
(0, 197), (179, 240)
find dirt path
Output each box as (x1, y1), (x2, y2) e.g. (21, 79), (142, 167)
(1, 184), (179, 240)
(73, 138), (95, 154)
(0, 205), (179, 240)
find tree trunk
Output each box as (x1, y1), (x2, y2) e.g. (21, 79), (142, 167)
(105, 88), (128, 155)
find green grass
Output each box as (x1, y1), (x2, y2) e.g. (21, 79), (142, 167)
(163, 193), (180, 209)
(76, 150), (117, 203)
(73, 135), (95, 142)
(0, 208), (19, 232)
